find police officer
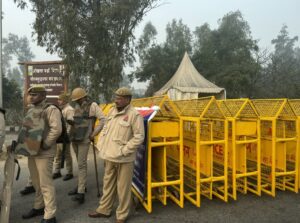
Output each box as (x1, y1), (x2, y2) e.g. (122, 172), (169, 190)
(88, 87), (145, 223)
(21, 86), (62, 223)
(68, 87), (105, 204)
(52, 93), (74, 181)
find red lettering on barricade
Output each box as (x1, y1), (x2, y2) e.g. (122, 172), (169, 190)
(246, 143), (252, 152)
(184, 146), (190, 158)
(268, 127), (272, 136)
(262, 157), (269, 164)
(291, 154), (295, 161)
(213, 144), (224, 155)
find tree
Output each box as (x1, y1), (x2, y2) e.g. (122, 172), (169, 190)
(192, 23), (219, 80)
(132, 19), (192, 96)
(14, 0), (161, 102)
(1, 33), (35, 124)
(263, 25), (300, 98)
(2, 77), (23, 124)
(7, 68), (22, 87)
(3, 33), (35, 88)
(193, 11), (260, 98)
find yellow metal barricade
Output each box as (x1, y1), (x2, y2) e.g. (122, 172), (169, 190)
(131, 96), (183, 213)
(173, 96), (228, 207)
(252, 99), (298, 196)
(101, 103), (113, 115)
(288, 99), (300, 188)
(218, 99), (261, 200)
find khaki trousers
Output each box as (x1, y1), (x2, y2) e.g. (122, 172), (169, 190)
(72, 142), (90, 193)
(96, 161), (134, 220)
(28, 156), (56, 219)
(53, 143), (73, 174)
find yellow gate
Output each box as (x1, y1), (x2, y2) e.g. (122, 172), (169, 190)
(100, 103), (113, 115)
(288, 99), (300, 189)
(252, 99), (298, 196)
(218, 99), (261, 200)
(131, 96), (183, 213)
(173, 96), (228, 207)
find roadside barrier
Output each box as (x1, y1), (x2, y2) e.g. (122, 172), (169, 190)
(131, 96), (183, 213)
(218, 99), (261, 200)
(288, 99), (300, 189)
(173, 96), (228, 207)
(252, 99), (298, 196)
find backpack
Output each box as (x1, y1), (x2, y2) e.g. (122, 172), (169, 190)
(45, 104), (70, 144)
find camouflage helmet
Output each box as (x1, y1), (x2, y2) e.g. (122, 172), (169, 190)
(71, 88), (87, 101)
(115, 87), (132, 97)
(58, 92), (70, 102)
(28, 85), (46, 93)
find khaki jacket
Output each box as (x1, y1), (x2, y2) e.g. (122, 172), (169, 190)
(37, 100), (62, 158)
(61, 103), (74, 134)
(97, 104), (144, 163)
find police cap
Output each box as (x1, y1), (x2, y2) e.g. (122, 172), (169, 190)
(28, 85), (47, 93)
(58, 92), (70, 102)
(71, 87), (87, 101)
(115, 87), (132, 97)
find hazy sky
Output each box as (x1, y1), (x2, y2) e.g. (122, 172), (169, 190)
(3, 0), (300, 61)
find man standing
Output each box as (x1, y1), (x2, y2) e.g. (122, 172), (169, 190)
(88, 87), (145, 223)
(69, 87), (105, 204)
(21, 86), (62, 223)
(52, 93), (74, 181)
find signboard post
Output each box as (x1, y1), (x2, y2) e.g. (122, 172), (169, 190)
(20, 61), (68, 105)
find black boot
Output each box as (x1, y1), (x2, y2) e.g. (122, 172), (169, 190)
(22, 208), (44, 219)
(68, 187), (87, 195)
(20, 186), (35, 195)
(41, 217), (57, 223)
(52, 172), (62, 179)
(63, 174), (73, 181)
(72, 193), (85, 204)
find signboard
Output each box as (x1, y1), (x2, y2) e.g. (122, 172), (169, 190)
(132, 107), (158, 199)
(22, 61), (68, 105)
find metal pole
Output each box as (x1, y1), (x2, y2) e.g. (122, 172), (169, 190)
(92, 140), (101, 197)
(0, 0), (3, 108)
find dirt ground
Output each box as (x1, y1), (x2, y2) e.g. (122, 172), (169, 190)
(1, 133), (300, 223)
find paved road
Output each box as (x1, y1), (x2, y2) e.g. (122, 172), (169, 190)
(1, 133), (300, 223)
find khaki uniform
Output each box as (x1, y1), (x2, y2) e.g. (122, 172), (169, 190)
(53, 103), (74, 174)
(71, 101), (105, 193)
(27, 100), (62, 219)
(96, 104), (144, 220)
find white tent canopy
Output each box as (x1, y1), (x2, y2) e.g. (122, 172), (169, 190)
(154, 52), (225, 100)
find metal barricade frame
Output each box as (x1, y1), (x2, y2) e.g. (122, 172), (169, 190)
(288, 99), (300, 189)
(173, 96), (228, 207)
(252, 99), (298, 196)
(131, 96), (184, 213)
(218, 99), (261, 200)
